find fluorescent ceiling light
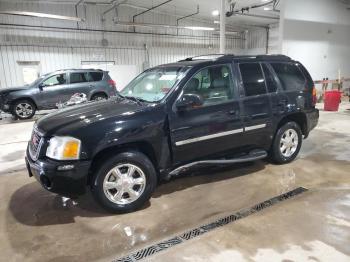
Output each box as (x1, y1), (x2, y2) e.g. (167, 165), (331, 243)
(114, 20), (215, 31)
(185, 26), (215, 31)
(0, 11), (84, 22)
(212, 10), (220, 16)
(264, 7), (271, 10)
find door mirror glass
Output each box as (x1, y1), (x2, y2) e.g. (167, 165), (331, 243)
(176, 93), (203, 111)
(38, 82), (44, 90)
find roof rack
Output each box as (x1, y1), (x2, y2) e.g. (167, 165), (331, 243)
(255, 54), (291, 61)
(179, 54), (231, 62)
(179, 54), (291, 62)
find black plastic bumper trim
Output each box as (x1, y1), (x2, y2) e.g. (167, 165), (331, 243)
(113, 187), (308, 262)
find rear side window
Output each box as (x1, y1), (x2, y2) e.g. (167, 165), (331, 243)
(262, 63), (278, 93)
(88, 72), (104, 82)
(70, 72), (88, 84)
(239, 63), (267, 96)
(270, 63), (306, 91)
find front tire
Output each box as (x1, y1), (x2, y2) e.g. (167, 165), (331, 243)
(12, 99), (36, 120)
(270, 121), (302, 164)
(91, 151), (157, 213)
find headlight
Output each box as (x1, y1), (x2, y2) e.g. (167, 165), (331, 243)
(46, 136), (81, 160)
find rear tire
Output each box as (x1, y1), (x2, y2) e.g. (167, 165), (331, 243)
(270, 121), (302, 164)
(91, 93), (107, 101)
(12, 99), (36, 120)
(91, 151), (157, 213)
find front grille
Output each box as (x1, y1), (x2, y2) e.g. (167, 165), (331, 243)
(28, 126), (44, 161)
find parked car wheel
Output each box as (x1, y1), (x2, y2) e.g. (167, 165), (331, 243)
(270, 121), (302, 164)
(91, 151), (157, 213)
(91, 93), (108, 101)
(12, 99), (36, 120)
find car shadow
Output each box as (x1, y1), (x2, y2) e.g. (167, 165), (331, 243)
(8, 160), (266, 226)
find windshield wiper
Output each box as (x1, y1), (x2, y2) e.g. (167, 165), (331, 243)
(123, 95), (148, 105)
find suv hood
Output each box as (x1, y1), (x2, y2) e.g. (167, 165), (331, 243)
(0, 86), (28, 95)
(36, 98), (147, 135)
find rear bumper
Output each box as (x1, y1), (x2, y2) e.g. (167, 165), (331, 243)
(25, 149), (91, 197)
(305, 108), (319, 137)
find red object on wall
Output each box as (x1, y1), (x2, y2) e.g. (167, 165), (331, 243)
(324, 90), (342, 111)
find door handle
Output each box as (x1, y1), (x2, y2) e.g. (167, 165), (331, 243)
(228, 110), (238, 116)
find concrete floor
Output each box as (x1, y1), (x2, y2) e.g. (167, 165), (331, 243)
(0, 104), (349, 262)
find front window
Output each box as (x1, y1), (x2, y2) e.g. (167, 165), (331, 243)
(42, 73), (67, 87)
(120, 66), (188, 102)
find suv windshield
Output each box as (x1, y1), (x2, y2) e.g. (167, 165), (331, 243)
(120, 66), (189, 102)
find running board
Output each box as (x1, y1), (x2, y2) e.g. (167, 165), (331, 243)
(168, 149), (267, 176)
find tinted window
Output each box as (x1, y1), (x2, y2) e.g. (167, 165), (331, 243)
(239, 63), (266, 96)
(270, 63), (306, 90)
(88, 72), (103, 82)
(42, 73), (67, 86)
(262, 64), (278, 93)
(183, 65), (234, 106)
(70, 72), (88, 84)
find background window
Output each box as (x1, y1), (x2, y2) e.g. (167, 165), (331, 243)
(262, 64), (278, 93)
(183, 65), (234, 106)
(88, 72), (103, 82)
(70, 72), (88, 84)
(42, 73), (67, 86)
(239, 63), (266, 96)
(270, 63), (306, 91)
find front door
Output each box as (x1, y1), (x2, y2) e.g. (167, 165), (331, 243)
(38, 73), (70, 108)
(169, 64), (244, 165)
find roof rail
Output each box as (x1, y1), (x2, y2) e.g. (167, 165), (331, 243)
(179, 54), (231, 62)
(255, 54), (291, 61)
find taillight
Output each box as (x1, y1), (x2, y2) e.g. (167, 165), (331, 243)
(108, 79), (116, 88)
(312, 86), (317, 106)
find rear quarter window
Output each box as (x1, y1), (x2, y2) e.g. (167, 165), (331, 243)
(270, 63), (306, 91)
(88, 72), (104, 82)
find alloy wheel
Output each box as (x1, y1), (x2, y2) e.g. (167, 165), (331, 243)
(103, 164), (146, 205)
(279, 129), (299, 158)
(15, 103), (33, 118)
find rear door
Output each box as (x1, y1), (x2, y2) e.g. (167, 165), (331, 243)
(169, 64), (244, 165)
(68, 72), (92, 98)
(237, 62), (273, 148)
(268, 62), (309, 114)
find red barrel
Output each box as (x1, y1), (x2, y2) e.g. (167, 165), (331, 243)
(324, 90), (341, 111)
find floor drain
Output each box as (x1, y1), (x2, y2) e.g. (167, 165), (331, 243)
(113, 187), (308, 262)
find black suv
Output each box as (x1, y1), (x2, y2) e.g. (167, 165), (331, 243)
(0, 69), (116, 119)
(25, 55), (319, 213)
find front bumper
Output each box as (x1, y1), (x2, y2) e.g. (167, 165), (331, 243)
(25, 151), (91, 197)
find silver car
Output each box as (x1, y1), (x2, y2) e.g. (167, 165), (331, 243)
(0, 69), (117, 119)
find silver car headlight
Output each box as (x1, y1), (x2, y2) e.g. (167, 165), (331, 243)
(46, 136), (81, 160)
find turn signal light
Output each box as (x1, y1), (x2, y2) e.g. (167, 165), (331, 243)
(63, 141), (80, 159)
(312, 86), (317, 106)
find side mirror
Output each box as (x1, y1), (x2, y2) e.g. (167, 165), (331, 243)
(38, 83), (44, 91)
(176, 93), (203, 111)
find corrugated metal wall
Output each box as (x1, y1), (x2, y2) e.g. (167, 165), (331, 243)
(0, 0), (269, 89)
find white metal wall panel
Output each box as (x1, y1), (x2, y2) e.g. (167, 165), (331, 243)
(0, 1), (268, 88)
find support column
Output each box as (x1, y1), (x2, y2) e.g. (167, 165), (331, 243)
(219, 0), (226, 54)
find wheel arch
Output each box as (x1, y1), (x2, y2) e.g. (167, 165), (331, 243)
(89, 91), (108, 100)
(277, 112), (307, 136)
(87, 141), (158, 185)
(11, 97), (38, 110)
